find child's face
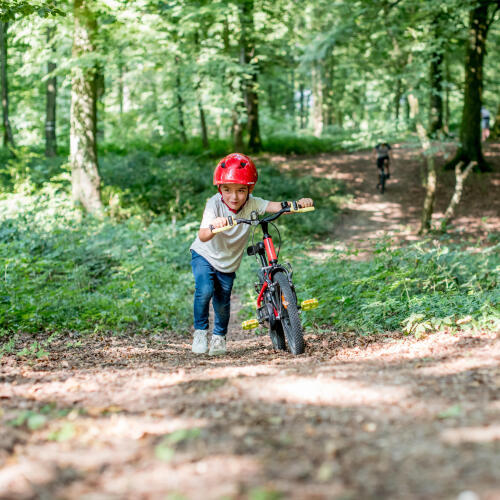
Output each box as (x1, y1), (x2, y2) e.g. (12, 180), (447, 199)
(220, 184), (249, 211)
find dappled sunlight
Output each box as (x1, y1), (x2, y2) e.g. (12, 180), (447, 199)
(73, 454), (261, 499)
(441, 425), (500, 445)
(233, 374), (410, 408)
(0, 458), (56, 499)
(2, 329), (500, 498)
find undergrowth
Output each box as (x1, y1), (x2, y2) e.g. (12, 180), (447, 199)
(1, 146), (498, 356)
(0, 150), (345, 347)
(284, 239), (498, 335)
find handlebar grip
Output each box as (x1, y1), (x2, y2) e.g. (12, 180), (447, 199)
(289, 205), (315, 213)
(210, 219), (238, 233)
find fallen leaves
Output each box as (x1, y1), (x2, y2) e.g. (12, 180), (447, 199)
(0, 329), (499, 498)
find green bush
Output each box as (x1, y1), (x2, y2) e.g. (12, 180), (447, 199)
(99, 153), (346, 239)
(293, 239), (500, 334)
(0, 187), (195, 334)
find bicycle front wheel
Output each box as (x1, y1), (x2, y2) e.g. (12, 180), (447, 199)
(273, 271), (305, 355)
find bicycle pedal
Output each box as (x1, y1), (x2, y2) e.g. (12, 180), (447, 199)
(242, 319), (259, 330)
(301, 298), (318, 310)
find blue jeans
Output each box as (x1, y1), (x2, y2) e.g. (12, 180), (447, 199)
(191, 250), (235, 336)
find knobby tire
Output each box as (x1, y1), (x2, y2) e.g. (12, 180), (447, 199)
(274, 271), (305, 355)
(269, 322), (287, 351)
(379, 171), (386, 194)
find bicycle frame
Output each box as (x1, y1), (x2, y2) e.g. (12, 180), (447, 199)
(248, 218), (291, 311)
(210, 202), (315, 333)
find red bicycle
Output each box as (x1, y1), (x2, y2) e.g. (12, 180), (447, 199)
(211, 201), (317, 355)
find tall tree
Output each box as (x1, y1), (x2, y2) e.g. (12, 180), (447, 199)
(0, 21), (14, 147)
(45, 26), (57, 157)
(174, 54), (188, 143)
(428, 16), (444, 136)
(446, 0), (499, 171)
(70, 0), (102, 213)
(223, 14), (244, 151)
(194, 30), (209, 148)
(239, 0), (261, 152)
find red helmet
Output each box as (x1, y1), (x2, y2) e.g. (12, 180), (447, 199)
(213, 153), (258, 192)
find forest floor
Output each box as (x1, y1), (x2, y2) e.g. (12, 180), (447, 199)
(1, 143), (500, 500)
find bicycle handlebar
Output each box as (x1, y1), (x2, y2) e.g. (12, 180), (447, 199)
(210, 203), (315, 233)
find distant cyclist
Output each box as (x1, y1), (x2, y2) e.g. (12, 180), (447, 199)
(374, 142), (392, 192)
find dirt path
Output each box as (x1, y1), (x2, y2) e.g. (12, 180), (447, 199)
(269, 142), (500, 254)
(1, 145), (499, 499)
(1, 330), (499, 499)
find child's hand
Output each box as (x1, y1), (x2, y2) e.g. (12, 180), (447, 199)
(211, 217), (229, 231)
(298, 198), (314, 208)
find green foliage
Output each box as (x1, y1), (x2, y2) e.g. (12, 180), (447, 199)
(0, 147), (64, 194)
(0, 185), (195, 334)
(292, 239), (500, 334)
(0, 151), (344, 337)
(99, 151), (345, 239)
(0, 0), (64, 21)
(263, 133), (347, 155)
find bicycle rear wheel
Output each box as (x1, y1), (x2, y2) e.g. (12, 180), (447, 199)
(273, 271), (305, 355)
(269, 322), (287, 351)
(379, 171), (386, 193)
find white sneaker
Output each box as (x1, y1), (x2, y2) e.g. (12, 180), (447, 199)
(192, 330), (208, 354)
(209, 335), (226, 356)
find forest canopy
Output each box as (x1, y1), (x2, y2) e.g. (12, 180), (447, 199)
(1, 0), (498, 157)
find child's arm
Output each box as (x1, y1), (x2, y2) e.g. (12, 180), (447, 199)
(265, 198), (314, 213)
(198, 217), (229, 242)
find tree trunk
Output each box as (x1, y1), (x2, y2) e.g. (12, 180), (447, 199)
(322, 57), (335, 128)
(151, 75), (157, 115)
(412, 92), (437, 235)
(95, 64), (105, 142)
(440, 161), (475, 231)
(299, 83), (305, 129)
(312, 62), (323, 137)
(419, 154), (437, 235)
(267, 80), (276, 118)
(175, 55), (187, 143)
(0, 22), (14, 147)
(394, 77), (402, 128)
(418, 124), (437, 234)
(428, 52), (443, 136)
(239, 0), (261, 153)
(232, 109), (244, 152)
(194, 31), (209, 149)
(446, 0), (492, 171)
(428, 17), (444, 137)
(444, 51), (450, 135)
(70, 0), (102, 213)
(223, 16), (243, 151)
(198, 99), (208, 148)
(45, 27), (57, 157)
(289, 68), (296, 132)
(491, 102), (500, 139)
(117, 59), (124, 115)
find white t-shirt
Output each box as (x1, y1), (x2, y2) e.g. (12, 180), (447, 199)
(190, 193), (269, 273)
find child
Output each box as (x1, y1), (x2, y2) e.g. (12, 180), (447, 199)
(190, 153), (313, 355)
